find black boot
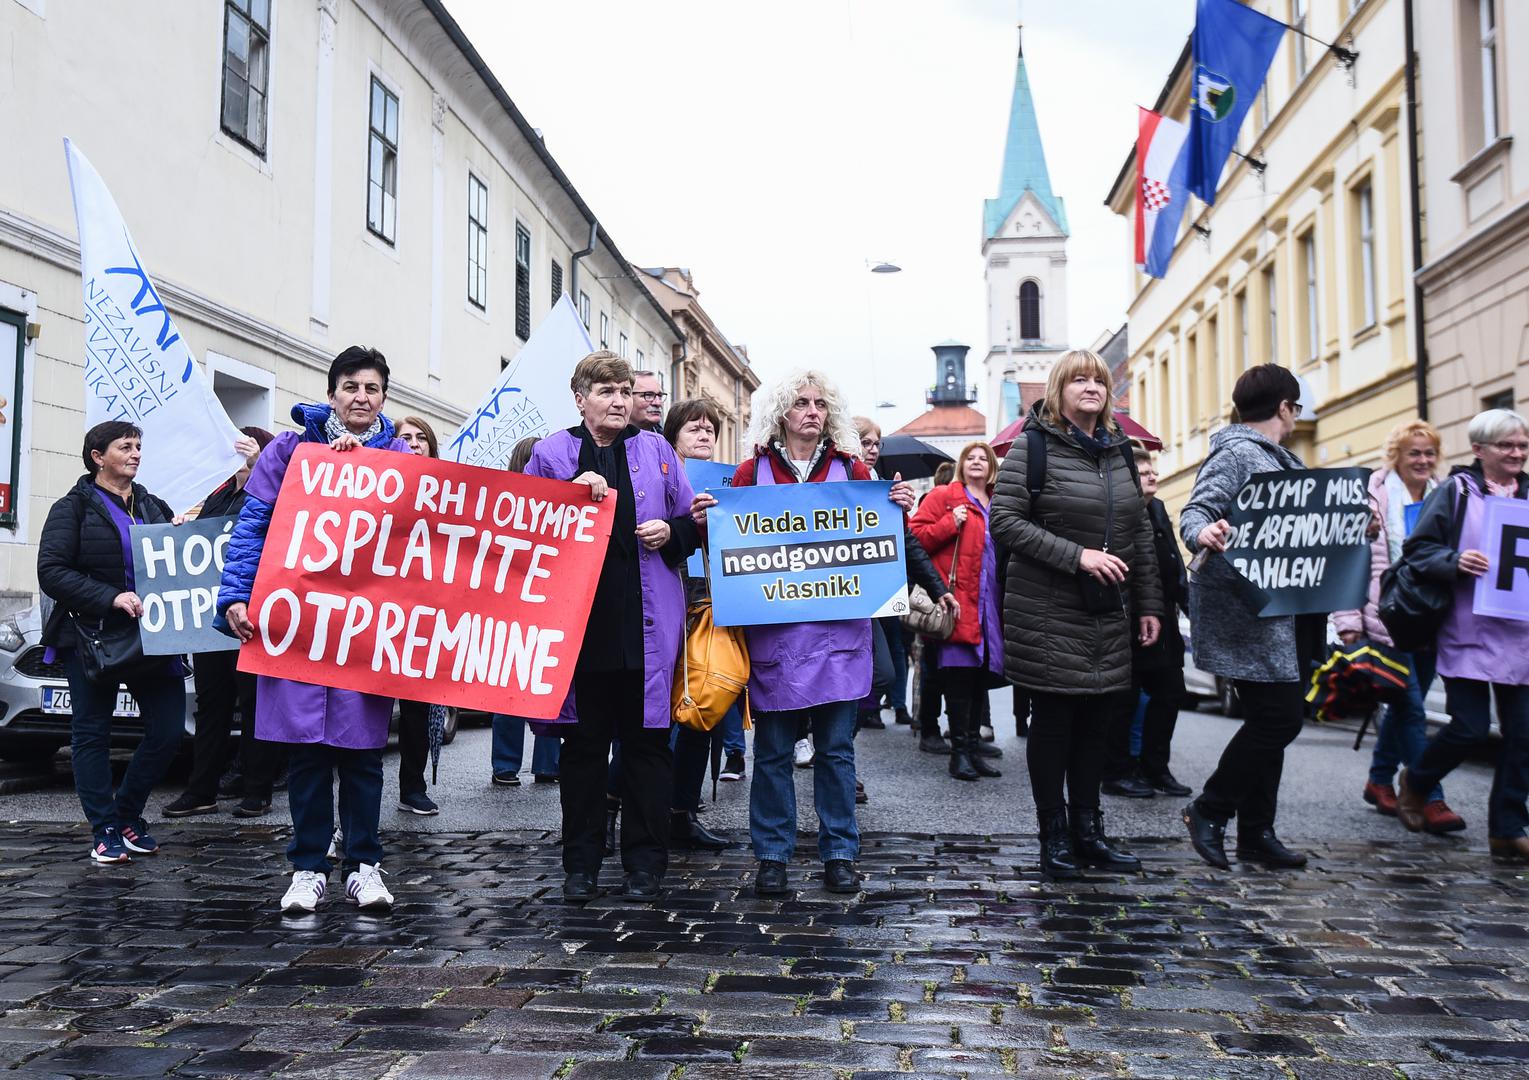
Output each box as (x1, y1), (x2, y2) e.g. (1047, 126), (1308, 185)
(671, 810), (730, 851)
(971, 741), (1004, 760)
(969, 738), (1001, 777)
(1070, 808), (1141, 871)
(604, 803), (619, 857)
(1037, 808), (1081, 880)
(947, 706), (979, 782)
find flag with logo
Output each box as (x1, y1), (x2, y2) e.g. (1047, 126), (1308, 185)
(1186, 0), (1285, 205)
(64, 139), (245, 514)
(1135, 108), (1191, 279)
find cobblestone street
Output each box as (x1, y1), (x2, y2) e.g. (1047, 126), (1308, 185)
(2, 705), (1529, 1080)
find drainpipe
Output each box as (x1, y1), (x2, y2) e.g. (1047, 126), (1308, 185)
(1403, 0), (1429, 420)
(569, 218), (597, 310)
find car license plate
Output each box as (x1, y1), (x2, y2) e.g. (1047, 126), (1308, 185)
(41, 687), (140, 717)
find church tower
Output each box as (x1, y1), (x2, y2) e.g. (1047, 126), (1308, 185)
(982, 26), (1069, 436)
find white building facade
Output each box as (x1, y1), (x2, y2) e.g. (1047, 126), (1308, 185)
(0, 0), (682, 604)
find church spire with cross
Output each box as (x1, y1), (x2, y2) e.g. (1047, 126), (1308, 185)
(981, 21), (1070, 436)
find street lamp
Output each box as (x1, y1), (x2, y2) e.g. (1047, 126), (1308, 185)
(864, 260), (902, 413)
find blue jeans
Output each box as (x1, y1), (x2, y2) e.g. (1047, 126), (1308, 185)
(286, 742), (383, 874)
(1411, 678), (1529, 839)
(1368, 650), (1442, 800)
(750, 699), (859, 864)
(491, 714), (560, 778)
(65, 651), (184, 837)
(721, 704), (746, 756)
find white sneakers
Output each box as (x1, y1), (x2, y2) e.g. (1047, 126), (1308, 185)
(346, 862), (394, 910)
(281, 871), (327, 914)
(793, 737), (815, 768)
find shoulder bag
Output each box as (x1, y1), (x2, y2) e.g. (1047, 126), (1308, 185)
(902, 515), (960, 640)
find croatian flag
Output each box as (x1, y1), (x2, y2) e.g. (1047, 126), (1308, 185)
(1135, 107), (1192, 280)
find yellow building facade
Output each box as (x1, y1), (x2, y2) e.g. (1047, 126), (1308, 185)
(1106, 0), (1420, 514)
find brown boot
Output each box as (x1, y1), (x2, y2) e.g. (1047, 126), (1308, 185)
(1489, 836), (1529, 862)
(1395, 768), (1427, 832)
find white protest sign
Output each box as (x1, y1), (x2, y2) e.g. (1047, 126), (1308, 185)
(443, 293), (591, 467)
(64, 139), (244, 514)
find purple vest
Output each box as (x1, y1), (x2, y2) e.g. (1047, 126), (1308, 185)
(1437, 473), (1529, 686)
(744, 455), (873, 713)
(528, 428), (692, 729)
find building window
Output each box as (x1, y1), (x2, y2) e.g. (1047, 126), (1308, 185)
(514, 223), (531, 341)
(221, 0), (271, 155)
(1355, 180), (1377, 329)
(1264, 264), (1279, 364)
(466, 174), (488, 310)
(1258, 85), (1271, 130)
(1300, 230), (1319, 362)
(550, 259), (563, 308)
(1292, 0), (1309, 79)
(618, 332), (629, 359)
(1235, 289), (1249, 370)
(635, 348), (644, 367)
(0, 306), (26, 530)
(1483, 388), (1513, 411)
(578, 291), (590, 328)
(1018, 281), (1041, 341)
(599, 312), (609, 348)
(1480, 0), (1499, 143)
(367, 77), (399, 244)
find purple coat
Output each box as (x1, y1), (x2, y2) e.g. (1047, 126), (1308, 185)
(526, 427), (692, 729)
(736, 451), (872, 713)
(239, 421), (410, 750)
(1436, 472), (1529, 686)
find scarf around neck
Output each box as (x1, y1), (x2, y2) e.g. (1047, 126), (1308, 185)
(324, 410), (383, 447)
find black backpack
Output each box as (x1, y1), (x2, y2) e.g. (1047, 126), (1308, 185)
(1024, 423), (1141, 508)
(1377, 479), (1470, 651)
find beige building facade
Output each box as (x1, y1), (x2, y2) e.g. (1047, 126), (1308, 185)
(0, 0), (683, 604)
(1414, 0), (1529, 444)
(1106, 0), (1420, 514)
(635, 268), (760, 464)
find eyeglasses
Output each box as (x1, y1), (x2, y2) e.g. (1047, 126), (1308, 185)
(635, 391), (667, 403)
(1489, 441), (1529, 453)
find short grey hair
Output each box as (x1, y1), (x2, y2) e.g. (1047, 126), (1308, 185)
(1468, 407), (1528, 447)
(747, 369), (859, 455)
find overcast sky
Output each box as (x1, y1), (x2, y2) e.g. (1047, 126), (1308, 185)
(445, 0), (1193, 434)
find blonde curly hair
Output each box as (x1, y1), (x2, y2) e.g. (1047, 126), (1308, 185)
(747, 369), (860, 456)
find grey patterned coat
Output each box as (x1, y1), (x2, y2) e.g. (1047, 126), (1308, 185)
(1178, 424), (1305, 684)
(989, 407), (1163, 695)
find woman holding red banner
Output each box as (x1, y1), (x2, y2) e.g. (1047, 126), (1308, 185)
(525, 351), (699, 903)
(218, 347), (411, 914)
(695, 370), (916, 898)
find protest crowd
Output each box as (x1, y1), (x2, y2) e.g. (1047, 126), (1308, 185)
(36, 341), (1529, 911)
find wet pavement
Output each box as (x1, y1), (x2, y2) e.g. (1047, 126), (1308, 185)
(1, 821), (1528, 1078)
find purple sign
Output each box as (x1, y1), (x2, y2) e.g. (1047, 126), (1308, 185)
(1473, 496), (1529, 623)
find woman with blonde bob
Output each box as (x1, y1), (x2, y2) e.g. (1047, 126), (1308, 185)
(912, 440), (1006, 781)
(693, 370), (916, 896)
(990, 350), (1162, 878)
(1333, 419), (1464, 831)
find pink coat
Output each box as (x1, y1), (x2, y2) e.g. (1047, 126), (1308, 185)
(1331, 468), (1430, 648)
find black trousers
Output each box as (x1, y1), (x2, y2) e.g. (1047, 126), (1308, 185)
(563, 670), (671, 876)
(397, 699), (430, 797)
(1026, 690), (1125, 814)
(1013, 686), (1031, 732)
(918, 652), (944, 737)
(672, 724), (719, 813)
(1104, 664), (1186, 780)
(185, 650), (281, 802)
(1195, 680), (1304, 836)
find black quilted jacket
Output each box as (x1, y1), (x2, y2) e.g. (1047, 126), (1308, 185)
(988, 406), (1162, 695)
(38, 473), (174, 649)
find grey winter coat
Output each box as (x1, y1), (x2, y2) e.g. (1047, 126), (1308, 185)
(1179, 424), (1305, 683)
(989, 407), (1163, 695)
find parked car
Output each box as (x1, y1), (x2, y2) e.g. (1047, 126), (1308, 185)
(0, 603), (200, 762)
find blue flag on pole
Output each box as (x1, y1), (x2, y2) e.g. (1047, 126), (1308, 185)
(1186, 0), (1285, 205)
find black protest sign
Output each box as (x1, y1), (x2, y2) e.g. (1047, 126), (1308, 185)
(130, 515), (239, 655)
(1220, 467), (1372, 617)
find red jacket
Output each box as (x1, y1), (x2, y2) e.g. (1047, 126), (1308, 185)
(730, 443), (872, 487)
(910, 481), (989, 646)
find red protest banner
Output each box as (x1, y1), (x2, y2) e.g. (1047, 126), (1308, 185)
(240, 443), (613, 718)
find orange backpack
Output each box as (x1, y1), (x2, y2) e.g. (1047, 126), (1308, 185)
(672, 597), (751, 732)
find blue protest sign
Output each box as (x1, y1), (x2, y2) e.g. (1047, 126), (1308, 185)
(1403, 501), (1423, 537)
(130, 515), (239, 655)
(684, 458), (736, 577)
(706, 480), (908, 627)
